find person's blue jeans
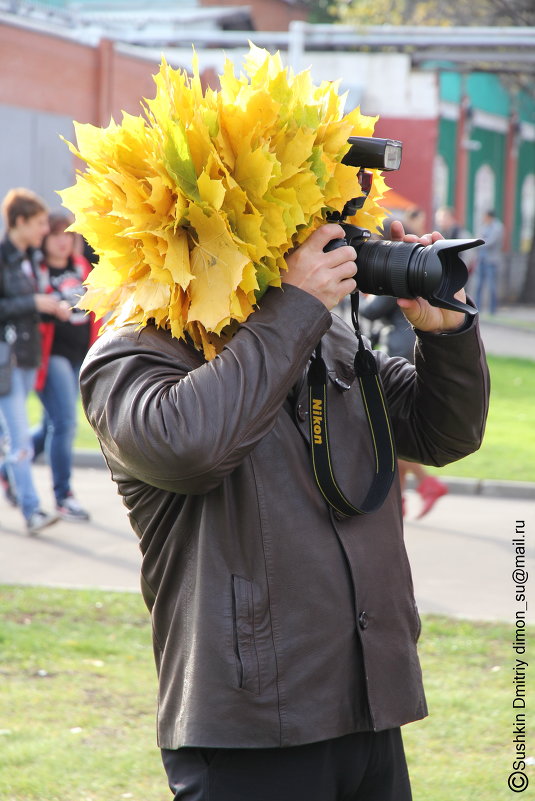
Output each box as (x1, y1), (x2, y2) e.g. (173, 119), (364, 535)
(32, 355), (80, 504)
(0, 366), (41, 520)
(475, 257), (498, 314)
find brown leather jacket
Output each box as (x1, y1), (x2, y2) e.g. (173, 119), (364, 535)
(80, 284), (490, 750)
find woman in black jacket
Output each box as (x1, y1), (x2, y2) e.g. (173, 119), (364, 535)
(0, 188), (70, 534)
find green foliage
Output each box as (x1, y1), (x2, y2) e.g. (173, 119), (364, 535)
(336, 0), (535, 27)
(302, 0), (339, 24)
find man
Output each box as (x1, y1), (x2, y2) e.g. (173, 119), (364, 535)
(80, 219), (489, 800)
(475, 210), (504, 315)
(0, 188), (69, 533)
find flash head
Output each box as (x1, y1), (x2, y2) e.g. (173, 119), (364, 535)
(343, 136), (403, 171)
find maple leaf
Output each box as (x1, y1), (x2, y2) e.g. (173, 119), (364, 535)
(187, 204), (252, 333)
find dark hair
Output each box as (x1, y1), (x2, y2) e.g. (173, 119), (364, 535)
(42, 212), (75, 258)
(1, 188), (48, 229)
(47, 212), (73, 236)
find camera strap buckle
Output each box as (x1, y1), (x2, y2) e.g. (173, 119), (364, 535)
(307, 327), (396, 518)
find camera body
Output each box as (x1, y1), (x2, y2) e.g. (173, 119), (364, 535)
(326, 137), (483, 317)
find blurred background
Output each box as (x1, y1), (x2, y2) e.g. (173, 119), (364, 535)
(0, 0), (534, 303)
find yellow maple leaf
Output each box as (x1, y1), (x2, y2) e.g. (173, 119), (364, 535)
(187, 204), (253, 333)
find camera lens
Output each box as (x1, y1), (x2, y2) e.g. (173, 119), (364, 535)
(353, 238), (477, 316)
(355, 239), (437, 298)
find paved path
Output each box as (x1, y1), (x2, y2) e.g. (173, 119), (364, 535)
(0, 466), (141, 592)
(1, 464), (534, 624)
(403, 490), (534, 622)
(479, 316), (535, 360)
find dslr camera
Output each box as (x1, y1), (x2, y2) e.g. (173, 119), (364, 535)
(326, 136), (483, 316)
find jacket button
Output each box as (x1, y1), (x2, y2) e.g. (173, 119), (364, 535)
(358, 611), (369, 630)
(296, 403), (308, 422)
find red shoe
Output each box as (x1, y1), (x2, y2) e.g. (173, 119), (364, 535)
(416, 476), (448, 519)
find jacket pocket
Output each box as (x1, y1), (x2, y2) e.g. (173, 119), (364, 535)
(232, 575), (261, 694)
(412, 600), (422, 643)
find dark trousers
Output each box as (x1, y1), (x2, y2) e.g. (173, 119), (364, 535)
(161, 729), (412, 801)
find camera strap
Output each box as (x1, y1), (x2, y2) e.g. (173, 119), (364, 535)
(307, 294), (396, 517)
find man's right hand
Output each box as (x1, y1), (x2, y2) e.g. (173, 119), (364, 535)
(282, 224), (357, 310)
(34, 294), (72, 321)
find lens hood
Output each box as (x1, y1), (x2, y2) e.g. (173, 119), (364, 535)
(414, 239), (483, 316)
(354, 236), (484, 316)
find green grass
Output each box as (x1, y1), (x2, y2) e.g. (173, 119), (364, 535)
(27, 354), (535, 481)
(0, 586), (166, 801)
(0, 586), (532, 801)
(403, 616), (533, 800)
(428, 355), (535, 483)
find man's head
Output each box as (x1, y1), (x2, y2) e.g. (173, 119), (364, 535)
(1, 188), (49, 251)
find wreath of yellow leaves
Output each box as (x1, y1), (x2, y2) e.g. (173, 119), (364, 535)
(60, 44), (390, 359)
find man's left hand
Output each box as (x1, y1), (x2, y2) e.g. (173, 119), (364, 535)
(390, 220), (467, 333)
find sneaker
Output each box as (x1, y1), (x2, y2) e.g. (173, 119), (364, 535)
(27, 509), (59, 535)
(1, 472), (18, 507)
(416, 475), (448, 519)
(56, 494), (90, 522)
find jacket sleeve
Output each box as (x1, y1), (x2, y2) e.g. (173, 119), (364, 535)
(80, 285), (332, 494)
(0, 293), (37, 322)
(376, 313), (490, 466)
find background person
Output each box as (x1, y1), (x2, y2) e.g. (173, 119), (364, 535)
(434, 205), (476, 280)
(403, 206), (427, 238)
(32, 212), (98, 521)
(0, 188), (70, 534)
(474, 210), (504, 315)
(434, 205), (466, 240)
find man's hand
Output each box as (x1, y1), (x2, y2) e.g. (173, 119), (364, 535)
(282, 224), (357, 310)
(390, 220), (467, 333)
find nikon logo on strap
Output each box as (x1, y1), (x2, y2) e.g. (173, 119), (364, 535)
(306, 326), (396, 517)
(312, 398), (323, 444)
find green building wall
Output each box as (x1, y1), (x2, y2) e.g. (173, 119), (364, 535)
(467, 127), (506, 236)
(437, 117), (457, 207)
(438, 71), (535, 253)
